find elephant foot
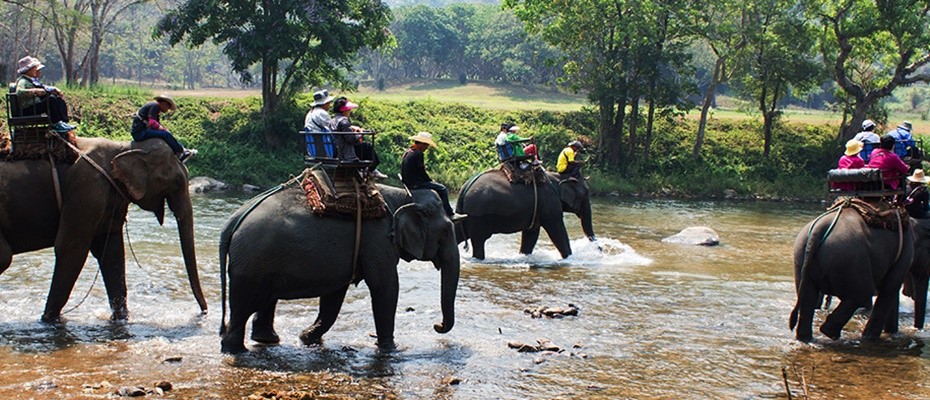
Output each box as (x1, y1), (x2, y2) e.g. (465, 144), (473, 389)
(795, 332), (814, 343)
(221, 342), (249, 354)
(299, 330), (324, 346)
(110, 309), (129, 322)
(376, 338), (396, 351)
(251, 330), (280, 345)
(40, 313), (63, 324)
(819, 324), (841, 340)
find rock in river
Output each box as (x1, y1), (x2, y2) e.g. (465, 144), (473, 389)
(661, 226), (720, 246)
(189, 176), (229, 193)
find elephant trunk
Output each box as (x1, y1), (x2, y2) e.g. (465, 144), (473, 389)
(170, 189), (208, 314)
(579, 198), (596, 241)
(434, 235), (459, 334)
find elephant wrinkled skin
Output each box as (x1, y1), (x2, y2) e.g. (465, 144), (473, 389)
(455, 169), (595, 259)
(218, 184), (460, 354)
(790, 206), (913, 341)
(0, 138), (207, 323)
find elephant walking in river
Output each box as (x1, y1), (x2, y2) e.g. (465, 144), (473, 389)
(218, 184), (459, 354)
(455, 169), (594, 259)
(790, 204), (914, 341)
(0, 138), (207, 323)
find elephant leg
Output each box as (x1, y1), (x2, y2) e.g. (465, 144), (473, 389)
(90, 232), (128, 321)
(221, 280), (263, 354)
(42, 240), (92, 323)
(542, 219), (572, 259)
(519, 226), (541, 255)
(867, 288), (901, 338)
(470, 231), (490, 260)
(368, 269), (399, 350)
(0, 238), (11, 275)
(251, 301), (280, 344)
(820, 298), (866, 340)
(913, 277), (929, 330)
(300, 286), (348, 346)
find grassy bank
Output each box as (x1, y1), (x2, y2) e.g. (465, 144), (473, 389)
(2, 87), (845, 200)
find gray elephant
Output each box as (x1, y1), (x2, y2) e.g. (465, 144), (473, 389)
(0, 138), (207, 322)
(790, 204), (913, 341)
(218, 184), (459, 354)
(455, 169), (594, 259)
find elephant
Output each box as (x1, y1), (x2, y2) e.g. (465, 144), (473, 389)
(0, 137), (207, 322)
(218, 183), (460, 354)
(789, 204), (914, 341)
(455, 169), (594, 259)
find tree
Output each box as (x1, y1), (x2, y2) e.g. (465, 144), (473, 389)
(157, 0), (391, 144)
(732, 0), (821, 157)
(814, 0), (930, 140)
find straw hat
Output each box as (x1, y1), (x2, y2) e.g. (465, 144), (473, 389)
(16, 56), (44, 74)
(154, 94), (177, 111)
(909, 169), (930, 184)
(844, 139), (864, 156)
(409, 131), (438, 147)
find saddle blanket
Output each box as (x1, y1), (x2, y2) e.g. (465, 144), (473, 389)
(301, 167), (387, 219)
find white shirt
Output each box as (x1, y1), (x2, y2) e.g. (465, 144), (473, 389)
(494, 131), (508, 146)
(304, 107), (332, 131)
(853, 131), (880, 143)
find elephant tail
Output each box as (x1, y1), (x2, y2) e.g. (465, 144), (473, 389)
(219, 223), (232, 336)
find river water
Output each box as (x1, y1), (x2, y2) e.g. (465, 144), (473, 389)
(2, 193), (930, 399)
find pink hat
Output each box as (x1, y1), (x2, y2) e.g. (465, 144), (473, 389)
(338, 101), (358, 112)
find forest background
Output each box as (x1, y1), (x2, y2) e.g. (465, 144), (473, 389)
(2, 0), (930, 200)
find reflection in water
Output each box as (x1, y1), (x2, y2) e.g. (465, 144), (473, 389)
(1, 194), (930, 397)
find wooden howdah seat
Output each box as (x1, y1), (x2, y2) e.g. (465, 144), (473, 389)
(827, 167), (905, 198)
(3, 84), (74, 161)
(299, 130), (375, 170)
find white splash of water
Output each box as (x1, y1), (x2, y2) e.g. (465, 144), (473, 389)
(461, 234), (651, 268)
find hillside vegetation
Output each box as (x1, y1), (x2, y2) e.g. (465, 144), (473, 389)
(2, 87), (843, 200)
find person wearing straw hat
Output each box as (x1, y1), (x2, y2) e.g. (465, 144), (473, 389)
(906, 169), (930, 219)
(303, 89), (335, 132)
(13, 55), (74, 131)
(401, 132), (467, 222)
(131, 94), (197, 162)
(832, 139), (866, 191)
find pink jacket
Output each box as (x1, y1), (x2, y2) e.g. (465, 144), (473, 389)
(832, 155), (866, 190)
(868, 149), (909, 189)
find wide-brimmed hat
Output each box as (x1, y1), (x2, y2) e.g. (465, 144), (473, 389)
(16, 56), (44, 74)
(311, 90), (334, 107)
(568, 140), (584, 150)
(900, 121), (913, 132)
(508, 125), (520, 132)
(844, 139), (864, 156)
(410, 131), (438, 147)
(861, 119), (876, 130)
(334, 97), (358, 113)
(909, 169), (930, 183)
(154, 94), (177, 111)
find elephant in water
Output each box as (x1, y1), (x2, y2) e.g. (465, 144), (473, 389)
(790, 203), (913, 341)
(455, 169), (594, 259)
(905, 217), (930, 329)
(218, 184), (460, 354)
(0, 138), (207, 322)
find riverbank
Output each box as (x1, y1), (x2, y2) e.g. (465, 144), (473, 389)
(1, 87), (841, 199)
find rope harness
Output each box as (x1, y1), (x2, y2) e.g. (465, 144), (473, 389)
(807, 197), (906, 264)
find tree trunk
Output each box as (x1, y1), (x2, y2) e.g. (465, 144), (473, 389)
(597, 97), (615, 165)
(643, 98), (656, 162)
(611, 97), (627, 168)
(627, 91), (640, 164)
(694, 57), (724, 159)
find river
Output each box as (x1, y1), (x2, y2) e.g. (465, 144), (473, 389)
(1, 193), (929, 399)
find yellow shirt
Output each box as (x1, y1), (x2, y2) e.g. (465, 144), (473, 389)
(557, 147), (576, 173)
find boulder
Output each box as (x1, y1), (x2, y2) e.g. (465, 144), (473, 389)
(242, 184), (262, 192)
(662, 226), (720, 246)
(189, 176), (229, 193)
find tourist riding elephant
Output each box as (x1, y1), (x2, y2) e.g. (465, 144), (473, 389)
(455, 169), (594, 259)
(0, 137), (207, 322)
(790, 204), (913, 341)
(218, 184), (459, 354)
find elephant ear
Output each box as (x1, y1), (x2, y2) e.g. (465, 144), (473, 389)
(560, 180), (578, 208)
(393, 202), (441, 261)
(112, 149), (150, 202)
